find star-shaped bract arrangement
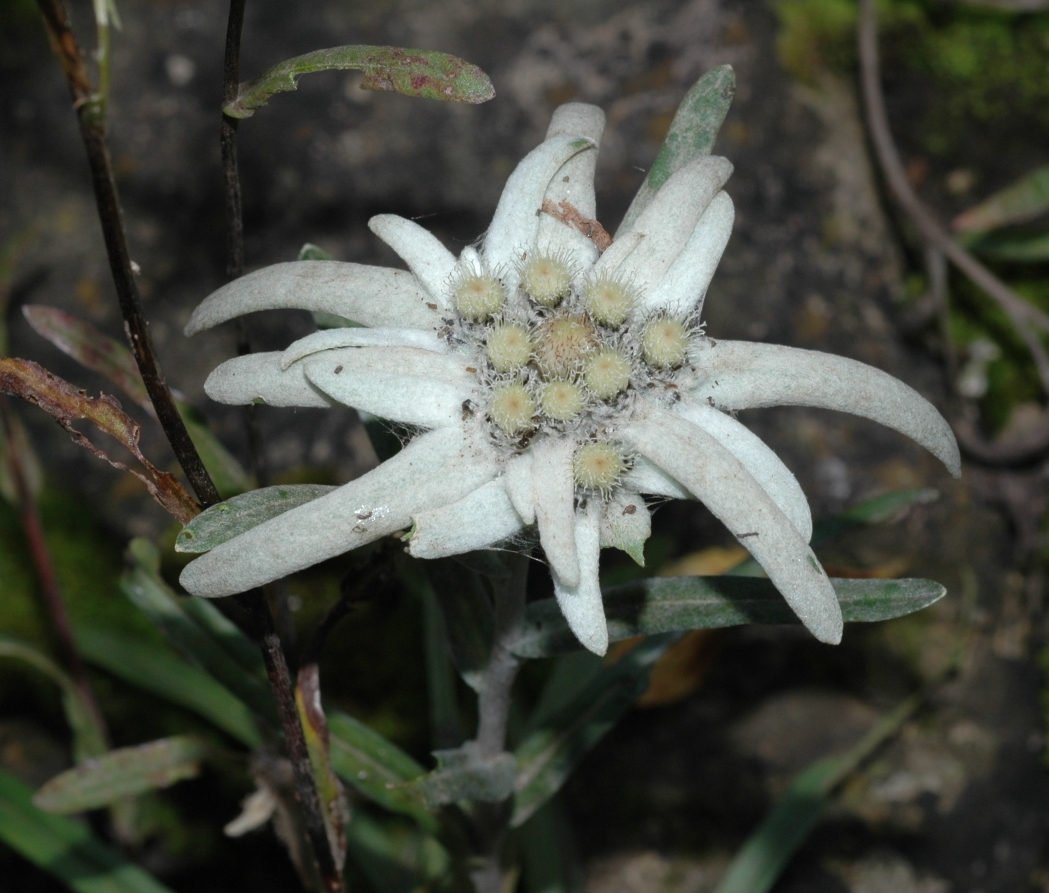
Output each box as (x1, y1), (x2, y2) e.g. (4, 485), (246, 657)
(180, 101), (960, 655)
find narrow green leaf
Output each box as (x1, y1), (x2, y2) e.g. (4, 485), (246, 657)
(511, 636), (673, 826)
(179, 596), (266, 681)
(618, 65), (736, 232)
(412, 558), (493, 693)
(971, 230), (1049, 262)
(225, 45), (495, 119)
(510, 577), (946, 659)
(0, 768), (176, 893)
(326, 710), (435, 831)
(34, 737), (208, 814)
(0, 635), (107, 763)
(412, 742), (516, 808)
(399, 559), (465, 746)
(346, 811), (450, 893)
(713, 695), (920, 893)
(515, 799), (574, 893)
(175, 484), (337, 553)
(74, 626), (262, 748)
(121, 539), (277, 724)
(953, 164), (1049, 233)
(178, 407), (253, 498)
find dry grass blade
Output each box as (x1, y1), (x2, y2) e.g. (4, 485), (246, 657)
(0, 358), (199, 522)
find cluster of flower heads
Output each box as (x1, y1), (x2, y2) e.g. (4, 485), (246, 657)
(178, 96), (960, 656)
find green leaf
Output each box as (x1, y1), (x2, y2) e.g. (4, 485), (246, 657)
(510, 577), (946, 659)
(412, 742), (516, 808)
(74, 625), (263, 748)
(0, 634), (106, 763)
(511, 636), (672, 826)
(225, 45), (495, 119)
(713, 695), (920, 893)
(326, 710), (435, 831)
(618, 65), (736, 232)
(345, 811), (450, 893)
(178, 406), (253, 498)
(398, 559), (465, 746)
(413, 558), (493, 693)
(0, 768), (176, 893)
(121, 539), (277, 725)
(953, 164), (1049, 233)
(34, 736), (208, 814)
(970, 229), (1049, 262)
(175, 484), (337, 553)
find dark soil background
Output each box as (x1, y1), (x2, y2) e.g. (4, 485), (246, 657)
(2, 0), (1049, 891)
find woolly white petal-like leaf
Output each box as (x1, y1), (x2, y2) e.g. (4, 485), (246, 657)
(185, 262), (438, 335)
(621, 406), (843, 644)
(408, 478), (525, 559)
(180, 425), (501, 597)
(205, 353), (334, 408)
(368, 214), (457, 309)
(591, 231), (643, 279)
(622, 455), (691, 500)
(599, 490), (651, 566)
(690, 341), (962, 477)
(642, 190), (734, 317)
(552, 502), (608, 656)
(615, 157), (734, 297)
(536, 104), (606, 270)
(504, 452), (535, 525)
(531, 436), (579, 589)
(484, 134), (597, 284)
(281, 327), (446, 369)
(672, 398), (812, 541)
(304, 347), (477, 428)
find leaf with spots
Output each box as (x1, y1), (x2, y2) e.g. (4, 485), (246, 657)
(175, 483), (337, 553)
(225, 45), (495, 119)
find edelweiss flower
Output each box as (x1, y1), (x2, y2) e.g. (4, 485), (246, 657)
(180, 102), (960, 655)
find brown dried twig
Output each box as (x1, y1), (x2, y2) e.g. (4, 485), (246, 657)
(541, 199), (613, 251)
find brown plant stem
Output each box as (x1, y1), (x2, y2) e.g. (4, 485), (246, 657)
(857, 0), (1049, 396)
(35, 0), (219, 509)
(219, 3), (345, 890)
(0, 397), (108, 745)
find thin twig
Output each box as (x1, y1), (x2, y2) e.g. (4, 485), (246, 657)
(219, 3), (345, 890)
(857, 0), (1049, 396)
(35, 0), (219, 508)
(0, 397), (108, 744)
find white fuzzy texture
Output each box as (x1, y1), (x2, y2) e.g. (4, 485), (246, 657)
(536, 104), (605, 270)
(552, 501), (608, 656)
(180, 425), (501, 598)
(643, 190), (735, 317)
(691, 341), (962, 477)
(368, 215), (457, 309)
(599, 489), (651, 565)
(205, 352), (335, 408)
(615, 156), (734, 297)
(303, 347), (477, 429)
(485, 134), (597, 287)
(591, 231), (643, 279)
(185, 262), (438, 335)
(281, 327), (445, 369)
(408, 478), (525, 559)
(622, 406), (843, 645)
(672, 398), (813, 541)
(531, 436), (579, 589)
(504, 452), (536, 525)
(622, 455), (691, 500)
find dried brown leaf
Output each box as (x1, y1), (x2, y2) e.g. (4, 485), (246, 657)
(0, 358), (199, 522)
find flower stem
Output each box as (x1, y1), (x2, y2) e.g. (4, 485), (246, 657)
(470, 553), (530, 893)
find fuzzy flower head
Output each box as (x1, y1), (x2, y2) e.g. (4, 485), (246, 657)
(180, 100), (960, 655)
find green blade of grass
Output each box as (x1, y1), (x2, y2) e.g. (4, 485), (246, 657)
(0, 768), (176, 893)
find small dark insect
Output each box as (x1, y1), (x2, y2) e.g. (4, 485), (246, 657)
(355, 508), (372, 521)
(623, 504), (637, 515)
(334, 365), (343, 374)
(707, 396), (715, 407)
(562, 175), (570, 183)
(461, 399), (476, 420)
(426, 302), (438, 310)
(465, 366), (477, 373)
